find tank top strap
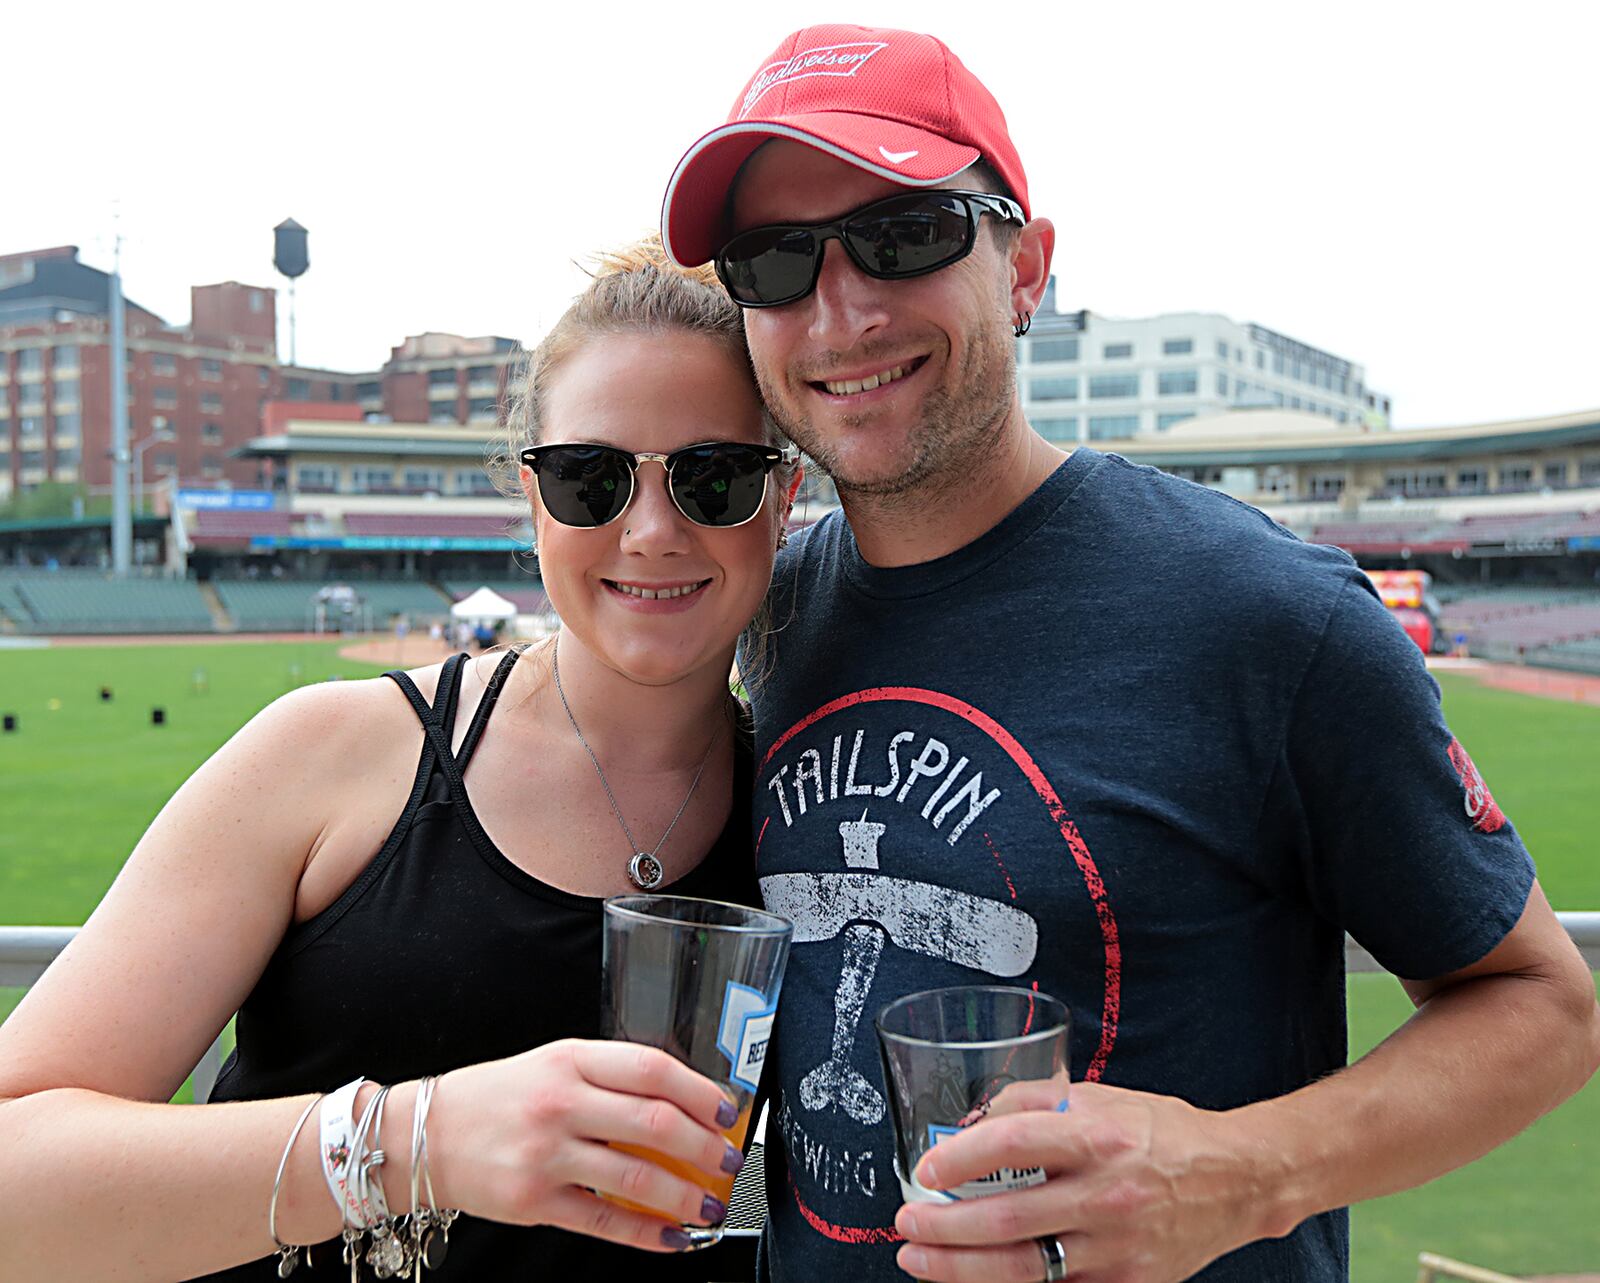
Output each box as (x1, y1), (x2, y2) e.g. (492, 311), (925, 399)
(456, 647), (522, 770)
(383, 652), (470, 772)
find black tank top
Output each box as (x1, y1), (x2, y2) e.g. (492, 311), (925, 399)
(199, 649), (758, 1281)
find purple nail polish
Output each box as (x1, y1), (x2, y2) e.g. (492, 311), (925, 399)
(661, 1227), (694, 1250)
(721, 1144), (745, 1175)
(716, 1099), (738, 1129)
(701, 1194), (727, 1224)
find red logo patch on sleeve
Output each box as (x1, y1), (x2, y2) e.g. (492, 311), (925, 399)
(1447, 738), (1506, 833)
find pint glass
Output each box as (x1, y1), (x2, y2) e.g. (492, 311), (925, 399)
(601, 894), (792, 1248)
(876, 985), (1070, 1205)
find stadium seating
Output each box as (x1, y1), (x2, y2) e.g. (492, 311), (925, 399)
(1529, 637), (1600, 676)
(0, 578), (36, 628)
(443, 580), (551, 616)
(211, 580), (451, 632)
(6, 574), (213, 634)
(343, 514), (522, 540)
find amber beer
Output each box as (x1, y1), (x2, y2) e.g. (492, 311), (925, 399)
(601, 895), (792, 1247)
(610, 1099), (755, 1217)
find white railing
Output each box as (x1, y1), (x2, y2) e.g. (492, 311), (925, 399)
(4, 916), (1597, 1108)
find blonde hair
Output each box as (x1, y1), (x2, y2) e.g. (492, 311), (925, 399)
(487, 234), (795, 691)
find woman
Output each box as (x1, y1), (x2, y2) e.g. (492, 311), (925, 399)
(0, 240), (799, 1280)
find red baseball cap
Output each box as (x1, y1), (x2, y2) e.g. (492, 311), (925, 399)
(661, 24), (1030, 267)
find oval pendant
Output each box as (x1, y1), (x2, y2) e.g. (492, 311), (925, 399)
(628, 852), (664, 889)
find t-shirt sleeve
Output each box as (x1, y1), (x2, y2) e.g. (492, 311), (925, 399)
(1281, 574), (1535, 979)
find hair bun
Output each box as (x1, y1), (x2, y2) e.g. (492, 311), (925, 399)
(589, 233), (720, 289)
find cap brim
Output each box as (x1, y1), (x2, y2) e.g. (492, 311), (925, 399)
(661, 113), (981, 267)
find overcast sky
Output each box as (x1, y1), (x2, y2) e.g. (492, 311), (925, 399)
(6, 0), (1596, 428)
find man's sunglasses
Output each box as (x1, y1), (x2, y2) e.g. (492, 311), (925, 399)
(714, 189), (1026, 309)
(519, 441), (797, 529)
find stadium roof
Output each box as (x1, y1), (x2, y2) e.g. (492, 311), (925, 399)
(234, 433), (492, 460)
(1115, 408), (1600, 468)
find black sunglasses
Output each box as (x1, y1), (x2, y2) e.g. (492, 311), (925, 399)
(714, 189), (1026, 309)
(519, 440), (797, 529)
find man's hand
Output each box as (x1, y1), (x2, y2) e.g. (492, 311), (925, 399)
(893, 1081), (1292, 1283)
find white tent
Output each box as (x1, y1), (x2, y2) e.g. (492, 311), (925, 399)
(449, 586), (518, 622)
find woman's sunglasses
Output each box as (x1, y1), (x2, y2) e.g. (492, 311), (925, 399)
(519, 441), (797, 529)
(714, 189), (1026, 309)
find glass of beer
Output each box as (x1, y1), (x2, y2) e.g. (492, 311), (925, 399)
(601, 894), (793, 1248)
(875, 986), (1069, 1207)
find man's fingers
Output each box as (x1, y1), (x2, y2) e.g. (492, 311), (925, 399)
(895, 1234), (1091, 1283)
(915, 1111), (1136, 1192)
(979, 1075), (1072, 1119)
(568, 1084), (742, 1183)
(541, 1186), (703, 1253)
(895, 1179), (1089, 1244)
(569, 1040), (736, 1130)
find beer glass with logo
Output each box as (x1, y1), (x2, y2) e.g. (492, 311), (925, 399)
(601, 894), (793, 1248)
(875, 986), (1069, 1207)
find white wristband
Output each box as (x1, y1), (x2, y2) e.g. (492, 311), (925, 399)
(319, 1077), (368, 1228)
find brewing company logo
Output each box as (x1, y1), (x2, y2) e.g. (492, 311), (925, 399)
(1447, 737), (1506, 834)
(740, 41), (889, 118)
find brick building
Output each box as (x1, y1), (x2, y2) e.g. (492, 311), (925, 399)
(0, 246), (521, 504)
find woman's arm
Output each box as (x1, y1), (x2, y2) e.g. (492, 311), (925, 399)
(0, 678), (739, 1280)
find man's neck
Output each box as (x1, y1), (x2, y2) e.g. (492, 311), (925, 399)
(840, 410), (1070, 568)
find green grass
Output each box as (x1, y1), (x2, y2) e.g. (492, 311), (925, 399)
(0, 639), (389, 925)
(0, 649), (1595, 1276)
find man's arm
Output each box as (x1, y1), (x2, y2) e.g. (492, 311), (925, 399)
(892, 894), (1598, 1283)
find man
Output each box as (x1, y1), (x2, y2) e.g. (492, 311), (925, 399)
(661, 25), (1600, 1283)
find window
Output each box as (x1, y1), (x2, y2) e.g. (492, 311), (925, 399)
(52, 412), (81, 441)
(153, 386), (178, 410)
(201, 422), (223, 444)
(466, 365), (495, 383)
(1337, 411), (1349, 424)
(53, 446), (81, 468)
(200, 358), (224, 380)
(428, 367), (459, 386)
(1216, 340), (1228, 359)
(1029, 377), (1079, 401)
(152, 451), (178, 472)
(18, 382), (44, 409)
(466, 397), (500, 420)
(357, 381), (382, 400)
(21, 450), (45, 469)
(404, 468), (445, 492)
(1456, 470), (1486, 494)
(1089, 373), (1139, 399)
(1255, 350), (1265, 369)
(1033, 417), (1079, 442)
(1383, 470), (1447, 497)
(201, 392), (224, 414)
(429, 405), (459, 425)
(1162, 338), (1192, 355)
(456, 470), (500, 496)
(249, 290), (265, 313)
(258, 367), (271, 386)
(53, 377), (79, 405)
(1157, 370), (1197, 396)
(1272, 353), (1285, 375)
(285, 378), (311, 400)
(151, 353), (177, 376)
(1088, 415), (1139, 439)
(1308, 474), (1345, 498)
(18, 416), (44, 440)
(1031, 337), (1079, 363)
(152, 416), (174, 439)
(296, 465), (339, 491)
(1234, 348), (1244, 363)
(1580, 457), (1600, 485)
(18, 348), (43, 374)
(1216, 371), (1229, 395)
(351, 467), (395, 492)
(202, 456), (224, 478)
(53, 345), (80, 369)
(1289, 397), (1302, 410)
(1544, 462), (1568, 487)
(1103, 342), (1133, 359)
(1157, 412), (1195, 430)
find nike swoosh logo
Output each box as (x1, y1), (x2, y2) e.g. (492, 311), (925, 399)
(878, 146), (919, 164)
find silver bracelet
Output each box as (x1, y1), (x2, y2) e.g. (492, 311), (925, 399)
(269, 1094), (322, 1278)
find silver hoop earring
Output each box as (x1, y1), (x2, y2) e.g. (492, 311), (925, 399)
(1013, 310), (1032, 338)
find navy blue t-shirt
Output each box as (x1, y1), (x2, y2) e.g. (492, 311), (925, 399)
(748, 448), (1534, 1282)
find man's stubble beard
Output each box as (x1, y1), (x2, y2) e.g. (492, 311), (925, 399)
(757, 323), (1016, 514)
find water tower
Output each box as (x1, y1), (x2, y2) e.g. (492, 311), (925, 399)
(273, 218), (309, 364)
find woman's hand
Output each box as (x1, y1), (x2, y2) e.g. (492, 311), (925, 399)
(427, 1039), (744, 1251)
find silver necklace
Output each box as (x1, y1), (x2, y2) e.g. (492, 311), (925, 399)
(551, 638), (720, 890)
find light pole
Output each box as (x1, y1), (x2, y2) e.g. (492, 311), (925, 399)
(130, 435), (160, 516)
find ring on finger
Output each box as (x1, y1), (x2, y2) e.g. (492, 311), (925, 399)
(1036, 1234), (1067, 1282)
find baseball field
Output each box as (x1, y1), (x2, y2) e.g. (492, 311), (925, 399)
(1, 640), (1595, 1279)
